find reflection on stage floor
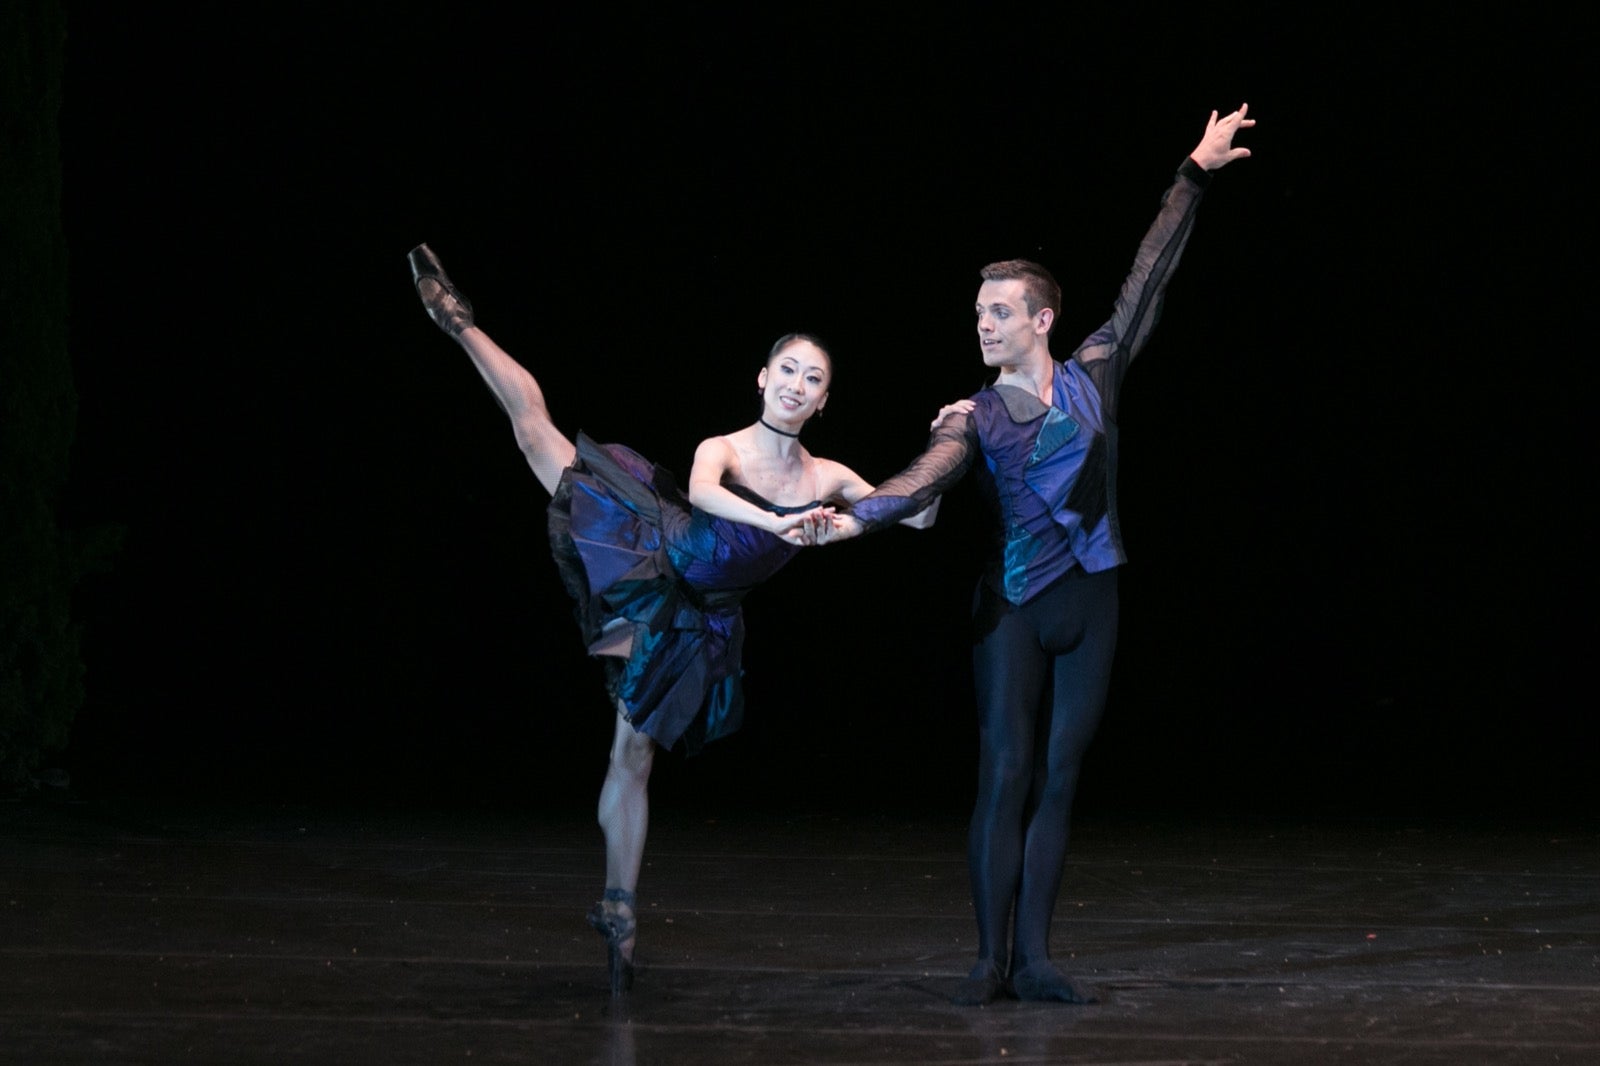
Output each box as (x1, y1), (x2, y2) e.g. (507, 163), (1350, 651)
(3, 797), (1596, 1064)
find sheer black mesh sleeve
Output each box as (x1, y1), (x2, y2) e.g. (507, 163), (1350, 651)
(847, 408), (979, 534)
(1075, 158), (1210, 419)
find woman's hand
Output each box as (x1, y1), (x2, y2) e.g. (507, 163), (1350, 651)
(811, 512), (861, 545)
(774, 506), (836, 544)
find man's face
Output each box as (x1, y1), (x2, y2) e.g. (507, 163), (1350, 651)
(976, 279), (1047, 369)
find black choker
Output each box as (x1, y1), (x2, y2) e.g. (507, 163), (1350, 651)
(758, 417), (800, 438)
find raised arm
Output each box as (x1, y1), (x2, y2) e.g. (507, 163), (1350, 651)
(1071, 105), (1255, 398)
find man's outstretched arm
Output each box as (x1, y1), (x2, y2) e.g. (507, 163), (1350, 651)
(818, 407), (980, 542)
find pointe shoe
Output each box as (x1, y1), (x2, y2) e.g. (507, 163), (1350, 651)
(407, 243), (475, 337)
(951, 958), (1012, 1006)
(1009, 961), (1099, 1004)
(586, 887), (637, 995)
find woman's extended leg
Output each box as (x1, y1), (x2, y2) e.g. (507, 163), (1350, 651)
(409, 244), (576, 493)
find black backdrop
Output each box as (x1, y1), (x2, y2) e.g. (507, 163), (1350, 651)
(53, 7), (1595, 818)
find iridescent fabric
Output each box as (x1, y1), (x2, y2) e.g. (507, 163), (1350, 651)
(547, 433), (813, 754)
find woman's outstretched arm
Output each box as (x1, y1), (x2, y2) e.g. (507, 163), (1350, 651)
(687, 437), (830, 543)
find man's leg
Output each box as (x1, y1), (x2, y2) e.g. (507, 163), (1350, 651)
(1010, 569), (1118, 1002)
(956, 593), (1047, 1004)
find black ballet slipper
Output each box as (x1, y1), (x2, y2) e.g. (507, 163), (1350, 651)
(407, 243), (475, 337)
(950, 959), (1013, 1006)
(1009, 962), (1099, 1004)
(586, 887), (637, 996)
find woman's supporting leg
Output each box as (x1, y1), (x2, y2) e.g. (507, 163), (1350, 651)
(596, 704), (656, 960)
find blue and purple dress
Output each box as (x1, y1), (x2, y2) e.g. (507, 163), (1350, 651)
(547, 433), (815, 754)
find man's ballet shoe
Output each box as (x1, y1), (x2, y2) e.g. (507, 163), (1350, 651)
(1009, 962), (1099, 1004)
(951, 959), (1013, 1006)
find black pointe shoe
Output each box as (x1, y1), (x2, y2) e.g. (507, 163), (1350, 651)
(1009, 962), (1099, 1004)
(951, 959), (1012, 1006)
(586, 887), (637, 995)
(407, 243), (475, 337)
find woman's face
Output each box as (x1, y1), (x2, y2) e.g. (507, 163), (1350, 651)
(758, 340), (831, 426)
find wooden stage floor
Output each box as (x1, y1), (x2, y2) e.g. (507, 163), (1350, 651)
(3, 796), (1596, 1064)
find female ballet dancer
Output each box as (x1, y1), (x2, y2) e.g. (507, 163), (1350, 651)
(407, 244), (939, 994)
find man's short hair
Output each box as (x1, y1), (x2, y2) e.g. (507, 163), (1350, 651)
(979, 259), (1062, 328)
